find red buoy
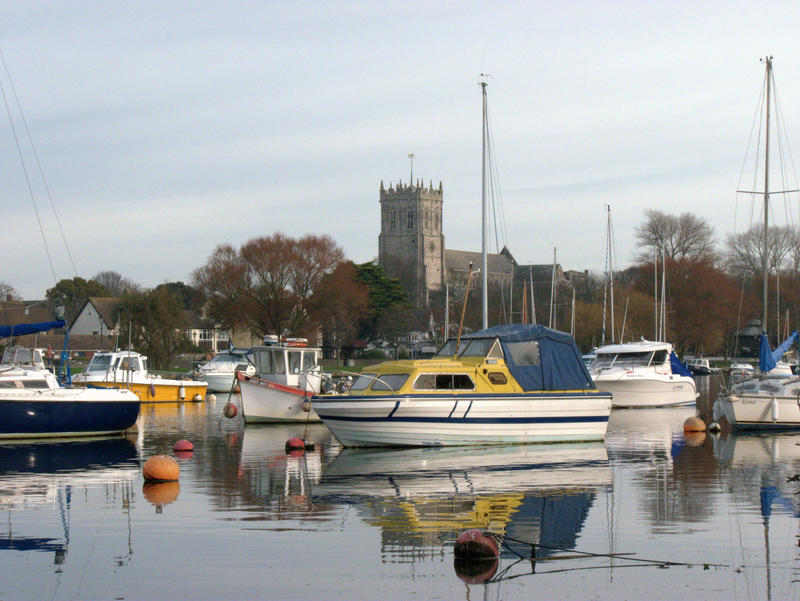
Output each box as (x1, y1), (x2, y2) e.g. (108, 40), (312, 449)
(285, 437), (305, 452)
(173, 439), (194, 452)
(454, 529), (500, 559)
(223, 402), (238, 418)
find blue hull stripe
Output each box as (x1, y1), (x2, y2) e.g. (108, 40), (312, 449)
(386, 401), (400, 418)
(319, 414), (609, 424)
(447, 400), (458, 418)
(463, 400), (473, 417)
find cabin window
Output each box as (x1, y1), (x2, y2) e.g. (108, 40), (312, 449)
(435, 339), (469, 357)
(371, 374), (409, 391)
(87, 354), (113, 372)
(461, 338), (495, 357)
(302, 352), (316, 372)
(652, 350), (668, 364)
(350, 373), (376, 391)
(23, 379), (50, 389)
(288, 351), (302, 374)
(413, 373), (474, 390)
(0, 380), (19, 388)
(487, 340), (504, 359)
(254, 349), (286, 374)
(505, 341), (540, 366)
(488, 372), (507, 385)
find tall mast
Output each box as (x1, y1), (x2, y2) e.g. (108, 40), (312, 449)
(480, 78), (489, 329)
(762, 56), (772, 335)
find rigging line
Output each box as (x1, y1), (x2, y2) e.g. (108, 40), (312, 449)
(0, 68), (58, 284)
(772, 80), (799, 228)
(735, 69), (768, 234)
(487, 109), (509, 248)
(0, 49), (78, 277)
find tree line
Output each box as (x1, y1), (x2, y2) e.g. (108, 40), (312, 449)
(2, 208), (796, 362)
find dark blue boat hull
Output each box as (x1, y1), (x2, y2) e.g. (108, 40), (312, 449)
(0, 398), (140, 438)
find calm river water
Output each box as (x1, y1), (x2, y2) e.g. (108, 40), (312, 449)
(1, 376), (799, 600)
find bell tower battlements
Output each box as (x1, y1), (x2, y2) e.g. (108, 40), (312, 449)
(378, 179), (445, 306)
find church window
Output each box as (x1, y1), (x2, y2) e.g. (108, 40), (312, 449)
(408, 209), (414, 230)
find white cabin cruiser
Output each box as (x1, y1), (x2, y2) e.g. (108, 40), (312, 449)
(196, 348), (255, 392)
(589, 340), (697, 408)
(237, 339), (323, 422)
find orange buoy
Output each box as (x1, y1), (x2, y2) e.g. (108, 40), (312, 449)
(173, 439), (194, 452)
(454, 529), (500, 559)
(142, 454), (180, 482)
(223, 401), (237, 418)
(683, 416), (706, 433)
(142, 481), (180, 507)
(301, 399), (312, 413)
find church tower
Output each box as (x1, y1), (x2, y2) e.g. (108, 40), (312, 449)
(378, 179), (444, 306)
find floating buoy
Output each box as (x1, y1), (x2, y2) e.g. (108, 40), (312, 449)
(174, 450), (194, 460)
(707, 421), (721, 433)
(683, 416), (706, 433)
(149, 383), (157, 398)
(143, 454), (180, 482)
(193, 393), (202, 401)
(285, 437), (305, 452)
(173, 439), (194, 452)
(223, 401), (237, 418)
(233, 384), (241, 393)
(454, 556), (499, 584)
(454, 529), (500, 559)
(207, 393), (217, 402)
(143, 481), (180, 508)
(179, 385), (186, 400)
(301, 399), (312, 413)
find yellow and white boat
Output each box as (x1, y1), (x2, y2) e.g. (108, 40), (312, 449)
(312, 324), (612, 447)
(73, 350), (207, 402)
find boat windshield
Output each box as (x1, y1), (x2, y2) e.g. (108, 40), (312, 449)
(210, 352), (238, 364)
(371, 374), (409, 391)
(86, 354), (113, 372)
(436, 339), (467, 357)
(593, 350), (661, 369)
(350, 373), (376, 391)
(435, 338), (503, 359)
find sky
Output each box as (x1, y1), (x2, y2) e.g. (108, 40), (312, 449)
(2, 1), (800, 300)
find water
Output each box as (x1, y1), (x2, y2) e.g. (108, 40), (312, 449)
(1, 379), (799, 600)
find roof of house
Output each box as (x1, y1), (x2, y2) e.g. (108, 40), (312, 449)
(445, 249), (514, 275)
(71, 297), (120, 329)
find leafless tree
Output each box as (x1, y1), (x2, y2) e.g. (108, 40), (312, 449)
(92, 271), (141, 296)
(0, 281), (21, 301)
(724, 223), (795, 280)
(634, 210), (716, 261)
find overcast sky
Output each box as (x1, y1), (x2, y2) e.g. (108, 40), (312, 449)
(3, 1), (800, 299)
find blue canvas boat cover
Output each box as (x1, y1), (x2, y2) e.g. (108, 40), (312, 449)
(463, 324), (595, 391)
(759, 330), (798, 372)
(0, 320), (66, 339)
(669, 352), (693, 378)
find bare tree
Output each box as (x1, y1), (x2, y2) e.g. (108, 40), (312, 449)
(0, 281), (21, 301)
(724, 224), (794, 280)
(634, 210), (716, 261)
(92, 271), (141, 296)
(193, 233), (345, 339)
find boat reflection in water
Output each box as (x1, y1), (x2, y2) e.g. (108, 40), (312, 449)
(234, 423), (337, 517)
(0, 438), (138, 567)
(314, 442), (610, 581)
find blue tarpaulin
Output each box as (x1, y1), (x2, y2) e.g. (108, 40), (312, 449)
(0, 320), (66, 339)
(670, 352), (693, 378)
(758, 330), (798, 372)
(463, 324), (595, 391)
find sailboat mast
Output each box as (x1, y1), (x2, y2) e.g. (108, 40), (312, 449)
(762, 56), (772, 335)
(480, 79), (489, 330)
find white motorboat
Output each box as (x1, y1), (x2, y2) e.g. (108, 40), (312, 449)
(195, 348), (255, 392)
(237, 339), (323, 422)
(312, 324), (612, 447)
(589, 340), (697, 408)
(686, 357), (718, 376)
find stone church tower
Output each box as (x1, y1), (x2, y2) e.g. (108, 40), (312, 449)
(378, 179), (444, 306)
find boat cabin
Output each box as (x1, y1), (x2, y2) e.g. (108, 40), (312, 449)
(251, 343), (321, 389)
(2, 346), (48, 370)
(591, 342), (672, 371)
(84, 351), (147, 376)
(345, 325), (595, 396)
